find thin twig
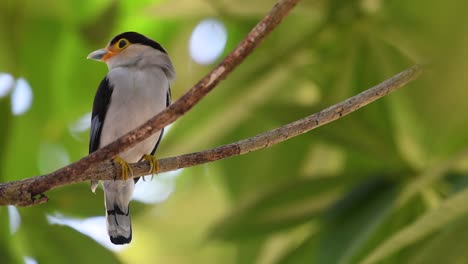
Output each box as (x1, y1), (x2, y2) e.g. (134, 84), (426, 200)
(0, 0), (300, 206)
(0, 64), (422, 206)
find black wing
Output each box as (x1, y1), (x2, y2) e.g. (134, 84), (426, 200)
(89, 77), (113, 153)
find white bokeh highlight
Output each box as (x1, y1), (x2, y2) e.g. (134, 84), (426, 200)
(47, 214), (127, 251)
(69, 112), (92, 133)
(0, 73), (14, 98)
(69, 112), (92, 141)
(133, 169), (181, 204)
(23, 256), (38, 264)
(189, 19), (227, 65)
(8, 205), (21, 234)
(11, 78), (33, 115)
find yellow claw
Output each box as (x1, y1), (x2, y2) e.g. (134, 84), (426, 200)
(113, 156), (133, 181)
(142, 154), (159, 180)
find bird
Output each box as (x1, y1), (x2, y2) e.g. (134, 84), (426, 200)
(87, 32), (175, 245)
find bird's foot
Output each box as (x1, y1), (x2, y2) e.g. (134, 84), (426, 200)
(142, 154), (159, 181)
(113, 156), (133, 181)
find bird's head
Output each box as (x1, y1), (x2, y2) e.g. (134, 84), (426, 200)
(87, 32), (168, 68)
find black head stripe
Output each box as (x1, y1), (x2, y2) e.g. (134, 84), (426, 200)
(110, 32), (167, 54)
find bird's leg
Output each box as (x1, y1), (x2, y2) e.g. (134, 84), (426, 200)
(142, 154), (159, 180)
(113, 156), (133, 181)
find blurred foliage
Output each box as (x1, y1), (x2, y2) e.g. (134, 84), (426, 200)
(1, 0), (468, 263)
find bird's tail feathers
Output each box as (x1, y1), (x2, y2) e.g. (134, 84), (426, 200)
(106, 203), (132, 244)
(103, 180), (134, 245)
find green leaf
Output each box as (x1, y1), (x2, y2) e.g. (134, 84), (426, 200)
(334, 185), (425, 264)
(408, 214), (468, 264)
(235, 238), (266, 264)
(276, 234), (318, 264)
(209, 176), (351, 240)
(362, 186), (468, 264)
(313, 177), (398, 264)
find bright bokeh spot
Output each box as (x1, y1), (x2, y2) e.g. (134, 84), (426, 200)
(8, 205), (21, 234)
(189, 19), (227, 65)
(47, 214), (127, 251)
(0, 73), (14, 98)
(69, 112), (92, 132)
(69, 112), (92, 141)
(11, 78), (33, 115)
(23, 256), (38, 264)
(133, 169), (181, 204)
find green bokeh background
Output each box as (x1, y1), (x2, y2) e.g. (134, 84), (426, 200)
(1, 0), (468, 263)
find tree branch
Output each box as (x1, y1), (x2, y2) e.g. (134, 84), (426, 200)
(0, 0), (300, 206)
(0, 64), (422, 206)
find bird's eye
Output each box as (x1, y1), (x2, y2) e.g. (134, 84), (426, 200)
(118, 39), (128, 49)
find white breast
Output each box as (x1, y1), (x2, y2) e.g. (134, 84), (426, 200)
(99, 66), (168, 163)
